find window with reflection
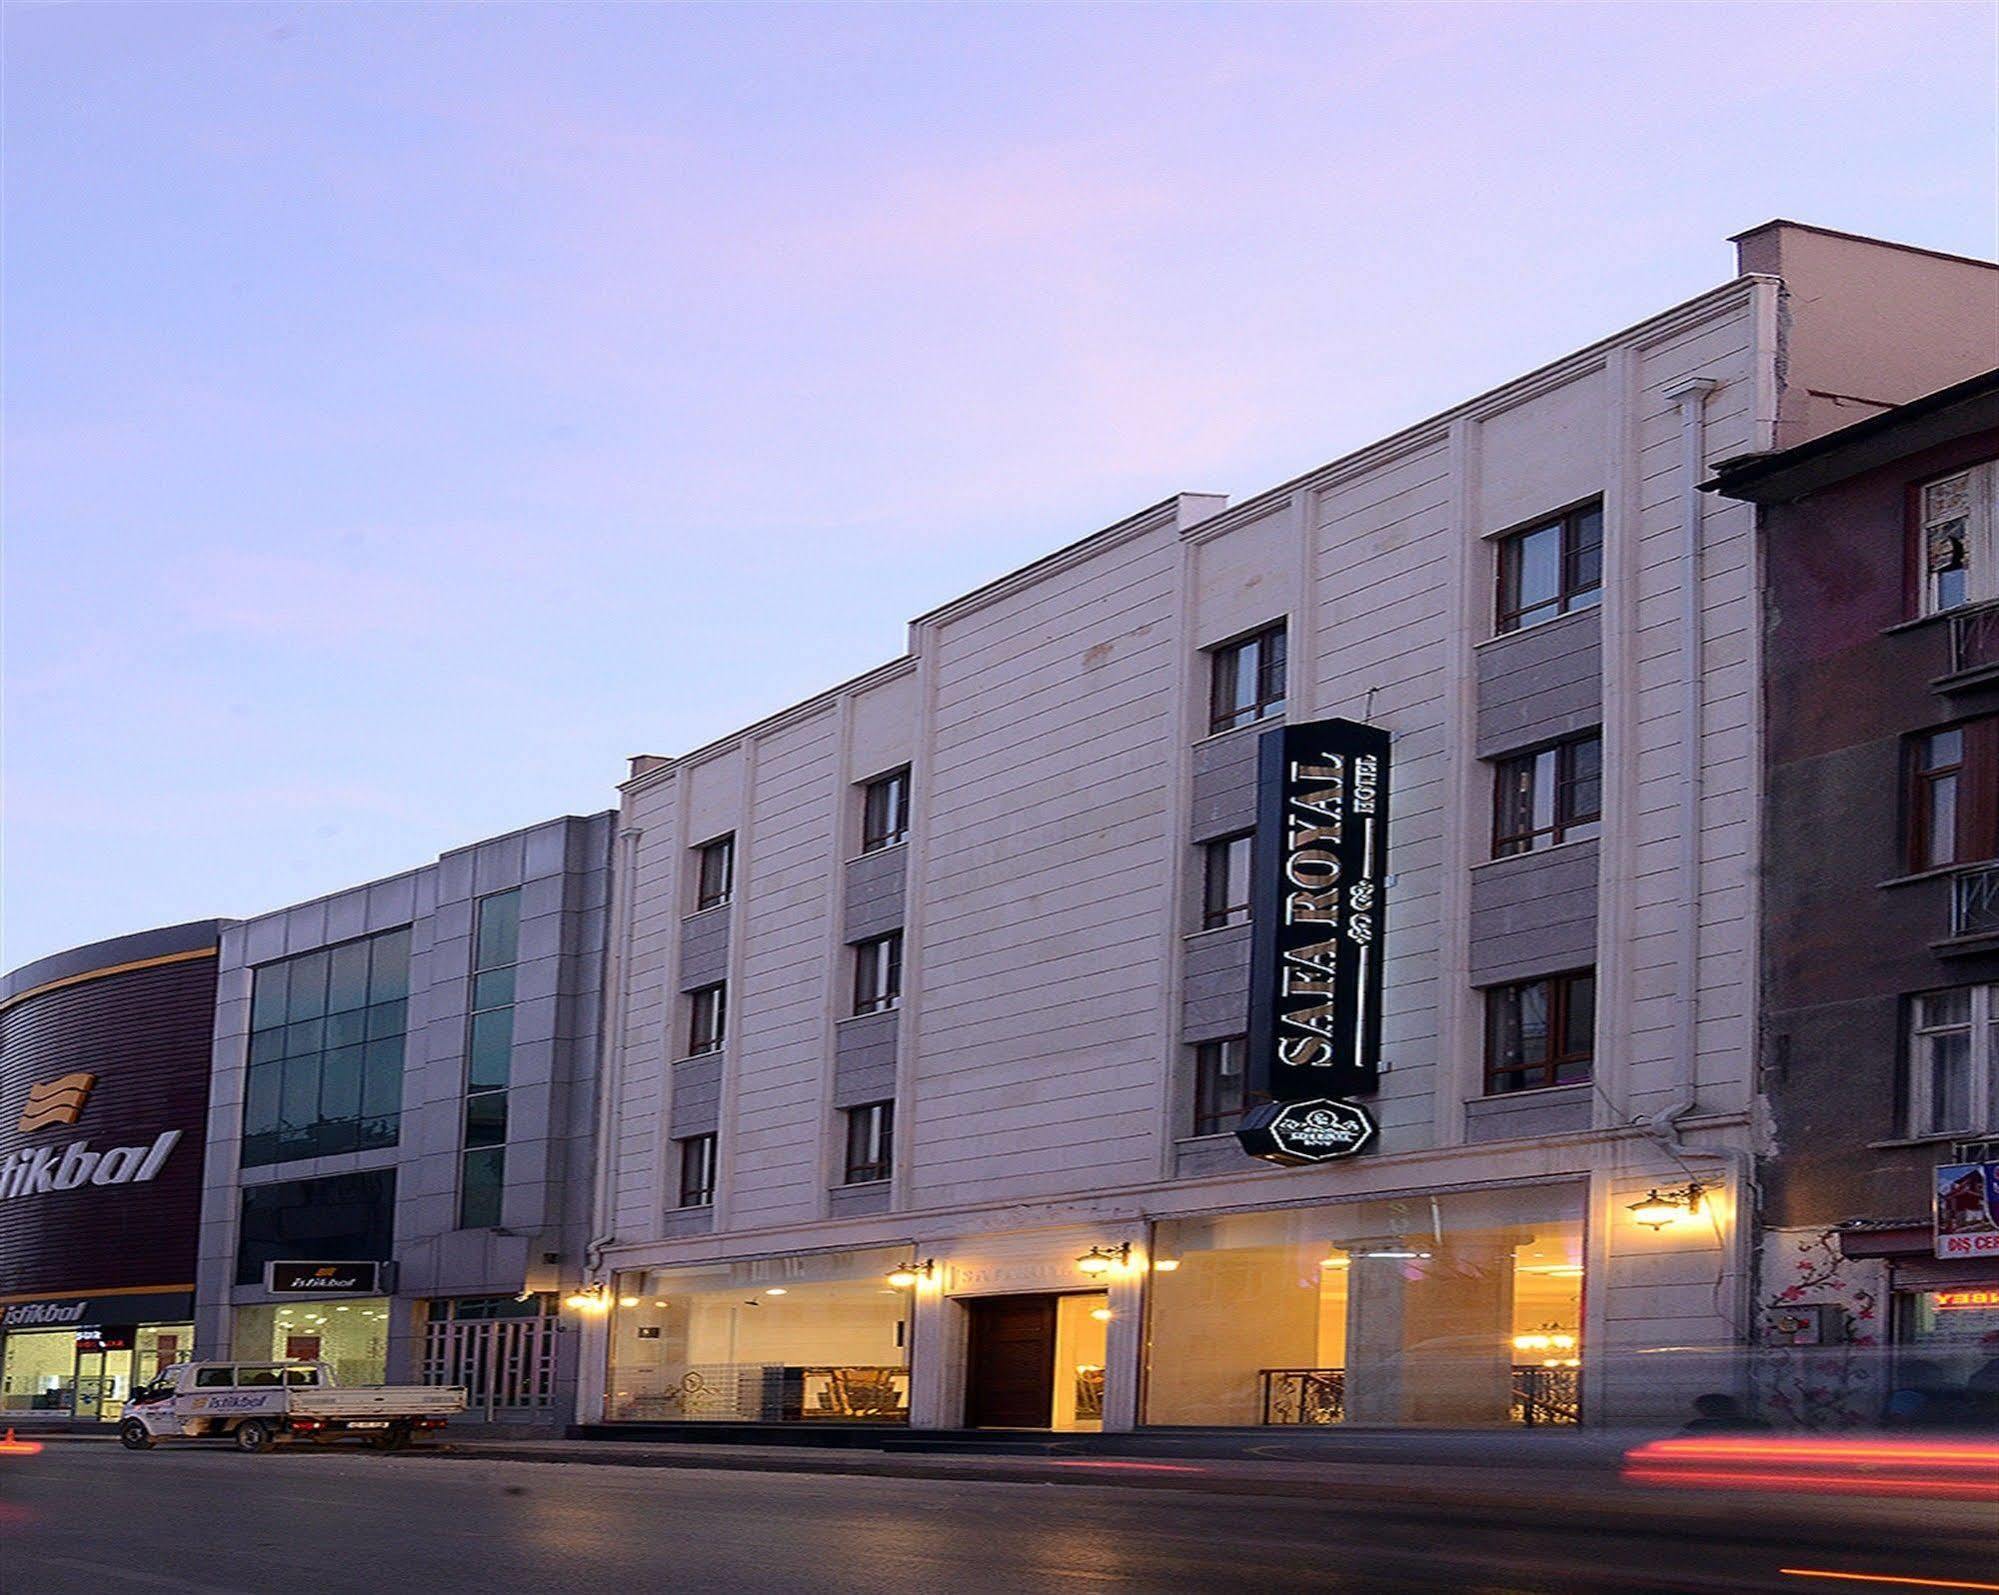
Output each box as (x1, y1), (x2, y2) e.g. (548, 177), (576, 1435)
(607, 1248), (911, 1424)
(1146, 1186), (1587, 1428)
(1484, 970), (1595, 1094)
(243, 929), (410, 1166)
(1495, 503), (1602, 634)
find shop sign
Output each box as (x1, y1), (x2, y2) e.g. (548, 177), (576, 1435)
(0, 1129), (182, 1202)
(1235, 1098), (1377, 1166)
(1241, 718), (1388, 1165)
(1934, 1162), (1999, 1259)
(76, 1326), (135, 1353)
(1, 1292), (194, 1329)
(265, 1260), (388, 1296)
(1933, 1289), (1999, 1311)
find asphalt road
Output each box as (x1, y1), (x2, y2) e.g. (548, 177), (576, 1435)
(2, 1443), (1993, 1594)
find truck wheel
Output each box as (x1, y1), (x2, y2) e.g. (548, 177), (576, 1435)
(233, 1420), (274, 1453)
(373, 1424), (412, 1451)
(119, 1419), (155, 1451)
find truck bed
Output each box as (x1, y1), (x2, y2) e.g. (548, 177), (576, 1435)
(290, 1386), (467, 1418)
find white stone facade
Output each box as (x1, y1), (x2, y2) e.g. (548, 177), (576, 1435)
(580, 225), (1998, 1430)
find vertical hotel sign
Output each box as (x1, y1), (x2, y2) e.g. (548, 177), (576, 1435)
(1237, 718), (1388, 1166)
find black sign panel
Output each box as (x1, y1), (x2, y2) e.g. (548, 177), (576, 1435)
(1240, 718), (1388, 1164)
(1236, 1100), (1378, 1166)
(265, 1260), (387, 1296)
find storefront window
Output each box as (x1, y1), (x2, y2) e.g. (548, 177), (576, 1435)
(0, 1330), (83, 1415)
(608, 1247), (910, 1423)
(1893, 1287), (1999, 1421)
(1145, 1184), (1586, 1427)
(234, 1300), (391, 1386)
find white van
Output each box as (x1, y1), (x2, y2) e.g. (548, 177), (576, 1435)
(119, 1360), (465, 1453)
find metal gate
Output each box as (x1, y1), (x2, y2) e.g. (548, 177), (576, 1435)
(420, 1314), (558, 1416)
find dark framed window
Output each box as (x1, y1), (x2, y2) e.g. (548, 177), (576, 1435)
(677, 1134), (716, 1208)
(236, 1170), (395, 1286)
(687, 983), (726, 1056)
(1910, 718), (1999, 872)
(1200, 833), (1254, 929)
(460, 890), (520, 1229)
(1192, 1036), (1247, 1136)
(1492, 732), (1603, 857)
(843, 1101), (894, 1184)
(694, 835), (735, 912)
(1485, 970), (1595, 1094)
(852, 932), (903, 1015)
(1209, 623), (1287, 734)
(1495, 502), (1603, 634)
(861, 769), (911, 853)
(243, 927), (410, 1167)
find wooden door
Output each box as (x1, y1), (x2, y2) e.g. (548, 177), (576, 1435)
(964, 1294), (1058, 1428)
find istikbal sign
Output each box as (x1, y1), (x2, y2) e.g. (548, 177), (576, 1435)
(0, 1130), (182, 1200)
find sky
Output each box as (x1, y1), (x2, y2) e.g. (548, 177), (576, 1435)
(3, 1), (1995, 969)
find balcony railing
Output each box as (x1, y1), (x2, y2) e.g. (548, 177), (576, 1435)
(1952, 865), (1999, 940)
(1947, 603), (1999, 679)
(1258, 1365), (1580, 1426)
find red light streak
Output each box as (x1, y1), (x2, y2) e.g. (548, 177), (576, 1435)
(1622, 1435), (1999, 1501)
(0, 1427), (44, 1456)
(1781, 1573), (1999, 1591)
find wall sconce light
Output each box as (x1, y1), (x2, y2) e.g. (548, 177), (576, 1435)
(1628, 1182), (1705, 1230)
(886, 1259), (935, 1288)
(1075, 1243), (1130, 1276)
(564, 1283), (612, 1313)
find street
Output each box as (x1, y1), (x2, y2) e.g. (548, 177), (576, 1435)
(2, 1443), (1995, 1594)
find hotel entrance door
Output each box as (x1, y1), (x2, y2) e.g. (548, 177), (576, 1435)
(963, 1292), (1109, 1430)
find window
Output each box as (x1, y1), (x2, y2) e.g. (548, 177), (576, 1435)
(861, 769), (910, 853)
(1200, 833), (1254, 929)
(687, 983), (727, 1056)
(1908, 985), (1999, 1136)
(1918, 462), (1996, 616)
(852, 932), (903, 1016)
(1492, 732), (1603, 857)
(677, 1134), (716, 1208)
(843, 1101), (894, 1184)
(242, 927), (410, 1167)
(460, 890), (519, 1230)
(194, 1367), (234, 1389)
(1209, 623), (1287, 734)
(694, 835), (734, 912)
(235, 1170), (396, 1286)
(1484, 970), (1595, 1094)
(1495, 502), (1603, 634)
(1909, 718), (1998, 871)
(1192, 1036), (1247, 1137)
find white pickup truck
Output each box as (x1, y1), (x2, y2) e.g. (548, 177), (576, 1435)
(119, 1360), (466, 1453)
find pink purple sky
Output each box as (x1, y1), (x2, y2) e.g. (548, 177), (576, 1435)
(4, 1), (1995, 967)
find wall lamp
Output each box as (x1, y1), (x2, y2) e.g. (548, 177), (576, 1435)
(564, 1282), (612, 1313)
(1076, 1243), (1130, 1277)
(886, 1259), (935, 1289)
(1628, 1182), (1706, 1230)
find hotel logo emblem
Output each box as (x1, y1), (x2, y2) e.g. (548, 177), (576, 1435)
(18, 1072), (96, 1134)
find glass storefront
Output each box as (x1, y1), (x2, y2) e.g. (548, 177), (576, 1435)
(608, 1247), (910, 1423)
(1891, 1285), (1999, 1422)
(1, 1322), (194, 1420)
(1145, 1183), (1586, 1427)
(234, 1299), (391, 1386)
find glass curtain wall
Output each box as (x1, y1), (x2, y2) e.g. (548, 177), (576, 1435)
(1146, 1184), (1586, 1427)
(608, 1247), (911, 1423)
(242, 929), (410, 1166)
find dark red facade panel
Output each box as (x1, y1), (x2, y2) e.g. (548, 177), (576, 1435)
(0, 956), (217, 1298)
